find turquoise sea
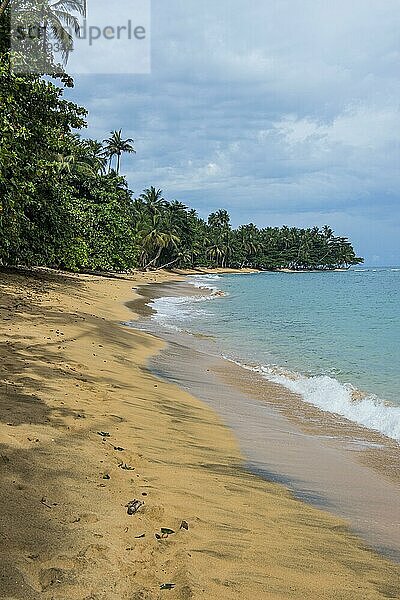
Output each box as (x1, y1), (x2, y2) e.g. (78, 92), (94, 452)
(150, 268), (400, 441)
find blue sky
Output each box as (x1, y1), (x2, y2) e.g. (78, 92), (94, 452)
(68, 0), (400, 265)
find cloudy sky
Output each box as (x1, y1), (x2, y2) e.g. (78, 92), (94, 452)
(68, 0), (400, 265)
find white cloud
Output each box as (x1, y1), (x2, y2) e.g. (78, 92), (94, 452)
(70, 0), (400, 263)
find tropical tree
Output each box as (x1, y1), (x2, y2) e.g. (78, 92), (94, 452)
(4, 0), (87, 65)
(0, 35), (363, 274)
(0, 51), (87, 267)
(82, 139), (108, 175)
(137, 213), (180, 270)
(103, 129), (136, 175)
(208, 209), (230, 230)
(39, 0), (86, 63)
(138, 187), (166, 214)
(234, 223), (261, 267)
(207, 209), (232, 267)
(206, 243), (224, 266)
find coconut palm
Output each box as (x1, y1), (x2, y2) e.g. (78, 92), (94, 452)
(138, 214), (180, 270)
(208, 209), (230, 231)
(207, 209), (232, 267)
(103, 129), (136, 175)
(322, 225), (334, 240)
(138, 187), (166, 214)
(82, 139), (108, 175)
(157, 247), (192, 271)
(54, 136), (108, 177)
(54, 151), (97, 177)
(236, 223), (261, 266)
(207, 243), (224, 267)
(5, 0), (87, 64)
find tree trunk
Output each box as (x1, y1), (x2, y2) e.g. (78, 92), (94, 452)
(116, 153), (121, 174)
(143, 247), (162, 270)
(156, 256), (180, 270)
(0, 0), (10, 18)
(42, 18), (48, 56)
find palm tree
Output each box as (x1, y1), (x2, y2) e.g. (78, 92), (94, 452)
(207, 209), (232, 267)
(208, 209), (230, 231)
(54, 151), (98, 177)
(207, 243), (224, 267)
(139, 187), (166, 214)
(322, 225), (334, 240)
(5, 0), (87, 64)
(54, 136), (108, 177)
(157, 247), (194, 270)
(55, 153), (76, 174)
(138, 214), (180, 270)
(237, 224), (261, 267)
(103, 129), (135, 175)
(83, 139), (108, 174)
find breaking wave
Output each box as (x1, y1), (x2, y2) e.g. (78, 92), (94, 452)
(226, 359), (400, 442)
(149, 275), (224, 331)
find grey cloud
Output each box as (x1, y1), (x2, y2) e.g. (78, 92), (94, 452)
(69, 0), (400, 264)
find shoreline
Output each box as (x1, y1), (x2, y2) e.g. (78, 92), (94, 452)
(142, 273), (400, 446)
(131, 278), (400, 559)
(1, 268), (399, 598)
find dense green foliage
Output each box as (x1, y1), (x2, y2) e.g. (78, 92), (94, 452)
(130, 200), (363, 271)
(0, 3), (363, 272)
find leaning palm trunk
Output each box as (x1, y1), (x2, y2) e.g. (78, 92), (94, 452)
(0, 0), (9, 18)
(156, 256), (180, 270)
(143, 247), (162, 270)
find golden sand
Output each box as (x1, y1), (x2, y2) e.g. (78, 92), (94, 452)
(0, 268), (399, 599)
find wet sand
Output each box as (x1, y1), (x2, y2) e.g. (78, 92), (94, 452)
(133, 281), (400, 561)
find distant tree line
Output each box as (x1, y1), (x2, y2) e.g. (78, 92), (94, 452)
(0, 2), (363, 272)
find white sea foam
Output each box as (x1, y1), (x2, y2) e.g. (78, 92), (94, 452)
(149, 294), (215, 331)
(187, 274), (222, 292)
(149, 275), (223, 331)
(225, 359), (400, 442)
(149, 273), (400, 442)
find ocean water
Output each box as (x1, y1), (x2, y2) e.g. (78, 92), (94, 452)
(150, 269), (400, 442)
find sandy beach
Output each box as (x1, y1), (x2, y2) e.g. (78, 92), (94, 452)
(1, 268), (399, 600)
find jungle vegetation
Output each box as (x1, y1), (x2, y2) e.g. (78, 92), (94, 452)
(0, 2), (363, 272)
